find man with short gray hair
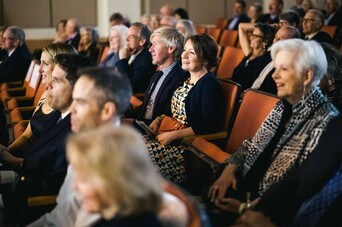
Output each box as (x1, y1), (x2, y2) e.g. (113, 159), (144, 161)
(0, 26), (31, 83)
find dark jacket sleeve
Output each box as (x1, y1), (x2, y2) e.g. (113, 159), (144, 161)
(185, 72), (224, 135)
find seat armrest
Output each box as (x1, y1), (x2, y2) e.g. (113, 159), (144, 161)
(191, 137), (230, 164)
(27, 195), (57, 207)
(182, 131), (227, 144)
(130, 96), (143, 108)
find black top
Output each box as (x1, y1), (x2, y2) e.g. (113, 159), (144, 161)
(232, 52), (272, 91)
(92, 213), (163, 227)
(79, 43), (99, 66)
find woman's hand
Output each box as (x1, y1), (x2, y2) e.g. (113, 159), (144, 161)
(233, 210), (276, 227)
(215, 197), (242, 213)
(208, 164), (238, 203)
(156, 131), (178, 146)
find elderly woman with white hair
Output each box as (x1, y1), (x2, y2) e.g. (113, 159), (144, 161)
(208, 39), (339, 223)
(99, 25), (128, 67)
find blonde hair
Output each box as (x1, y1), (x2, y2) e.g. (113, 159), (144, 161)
(67, 125), (162, 219)
(42, 43), (78, 63)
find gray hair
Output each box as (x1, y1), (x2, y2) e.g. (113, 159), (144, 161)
(110, 25), (129, 49)
(150, 27), (184, 61)
(6, 26), (25, 46)
(176, 19), (197, 39)
(271, 39), (327, 87)
(131, 22), (152, 47)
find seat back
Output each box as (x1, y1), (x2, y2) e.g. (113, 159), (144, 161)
(33, 81), (47, 106)
(99, 46), (109, 64)
(226, 89), (279, 153)
(195, 25), (207, 34)
(23, 61), (36, 86)
(206, 27), (222, 42)
(321, 25), (337, 38)
(26, 63), (42, 97)
(217, 79), (242, 133)
(215, 18), (228, 29)
(218, 29), (239, 47)
(216, 46), (245, 78)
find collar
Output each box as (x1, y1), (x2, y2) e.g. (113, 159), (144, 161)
(306, 31), (319, 40)
(61, 110), (71, 119)
(161, 61), (177, 76)
(8, 48), (16, 57)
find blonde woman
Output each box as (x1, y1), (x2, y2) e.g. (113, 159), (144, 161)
(0, 43), (78, 166)
(67, 125), (163, 226)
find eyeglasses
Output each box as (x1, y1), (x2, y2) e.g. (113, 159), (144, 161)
(303, 18), (317, 23)
(251, 33), (263, 39)
(126, 34), (140, 40)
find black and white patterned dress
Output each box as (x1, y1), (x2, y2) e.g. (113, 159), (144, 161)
(145, 78), (194, 183)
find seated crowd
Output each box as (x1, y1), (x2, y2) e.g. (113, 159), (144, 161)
(0, 1), (342, 226)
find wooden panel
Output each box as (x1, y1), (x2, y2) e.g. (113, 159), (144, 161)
(51, 0), (97, 27)
(26, 39), (54, 53)
(3, 0), (50, 27)
(147, 0), (186, 15)
(189, 0), (225, 24)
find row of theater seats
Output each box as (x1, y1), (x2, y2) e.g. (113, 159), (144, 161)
(1, 61), (45, 143)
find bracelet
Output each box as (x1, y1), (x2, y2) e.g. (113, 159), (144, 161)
(238, 203), (246, 215)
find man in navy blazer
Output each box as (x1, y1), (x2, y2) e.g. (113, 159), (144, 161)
(235, 117), (342, 226)
(303, 9), (335, 45)
(227, 1), (250, 30)
(0, 54), (89, 225)
(137, 27), (189, 124)
(116, 22), (157, 93)
(259, 0), (283, 24)
(0, 26), (31, 83)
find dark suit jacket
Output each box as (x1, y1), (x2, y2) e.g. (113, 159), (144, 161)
(227, 14), (250, 30)
(116, 47), (157, 93)
(138, 62), (189, 122)
(310, 31), (335, 46)
(326, 10), (342, 26)
(259, 13), (279, 24)
(19, 111), (71, 197)
(255, 117), (342, 226)
(0, 44), (31, 83)
(66, 33), (80, 49)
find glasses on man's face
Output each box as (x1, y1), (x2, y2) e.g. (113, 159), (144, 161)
(251, 33), (263, 39)
(303, 18), (317, 23)
(126, 34), (140, 41)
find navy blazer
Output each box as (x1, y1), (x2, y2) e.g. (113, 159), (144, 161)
(19, 111), (71, 197)
(185, 72), (224, 135)
(255, 117), (342, 226)
(138, 62), (189, 122)
(116, 47), (157, 93)
(259, 14), (279, 24)
(227, 14), (250, 30)
(310, 31), (335, 46)
(0, 44), (31, 83)
(326, 11), (342, 26)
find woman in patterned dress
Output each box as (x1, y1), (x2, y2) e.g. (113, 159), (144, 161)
(146, 34), (225, 183)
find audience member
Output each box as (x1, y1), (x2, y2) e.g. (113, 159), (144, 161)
(208, 39), (339, 225)
(1, 54), (90, 225)
(247, 3), (263, 23)
(174, 8), (189, 20)
(160, 16), (177, 28)
(302, 0), (318, 13)
(320, 42), (342, 112)
(109, 12), (125, 26)
(28, 67), (132, 226)
(64, 18), (81, 48)
(176, 19), (197, 39)
(278, 10), (301, 28)
(99, 25), (128, 67)
(67, 125), (163, 226)
(290, 0), (305, 17)
(239, 116), (342, 226)
(251, 26), (301, 94)
(260, 0), (283, 24)
(78, 27), (99, 66)
(53, 19), (67, 43)
(0, 26), (8, 62)
(150, 14), (161, 31)
(145, 34), (224, 183)
(160, 5), (174, 17)
(0, 26), (31, 83)
(137, 27), (188, 124)
(116, 22), (156, 93)
(302, 9), (335, 45)
(324, 0), (342, 25)
(227, 0), (250, 30)
(140, 13), (151, 27)
(0, 44), (78, 165)
(232, 23), (275, 91)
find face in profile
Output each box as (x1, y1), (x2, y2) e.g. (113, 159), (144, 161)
(181, 40), (203, 72)
(149, 35), (171, 67)
(302, 11), (321, 35)
(109, 29), (121, 52)
(70, 76), (103, 133)
(272, 50), (305, 105)
(47, 64), (72, 112)
(39, 51), (55, 84)
(126, 26), (143, 54)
